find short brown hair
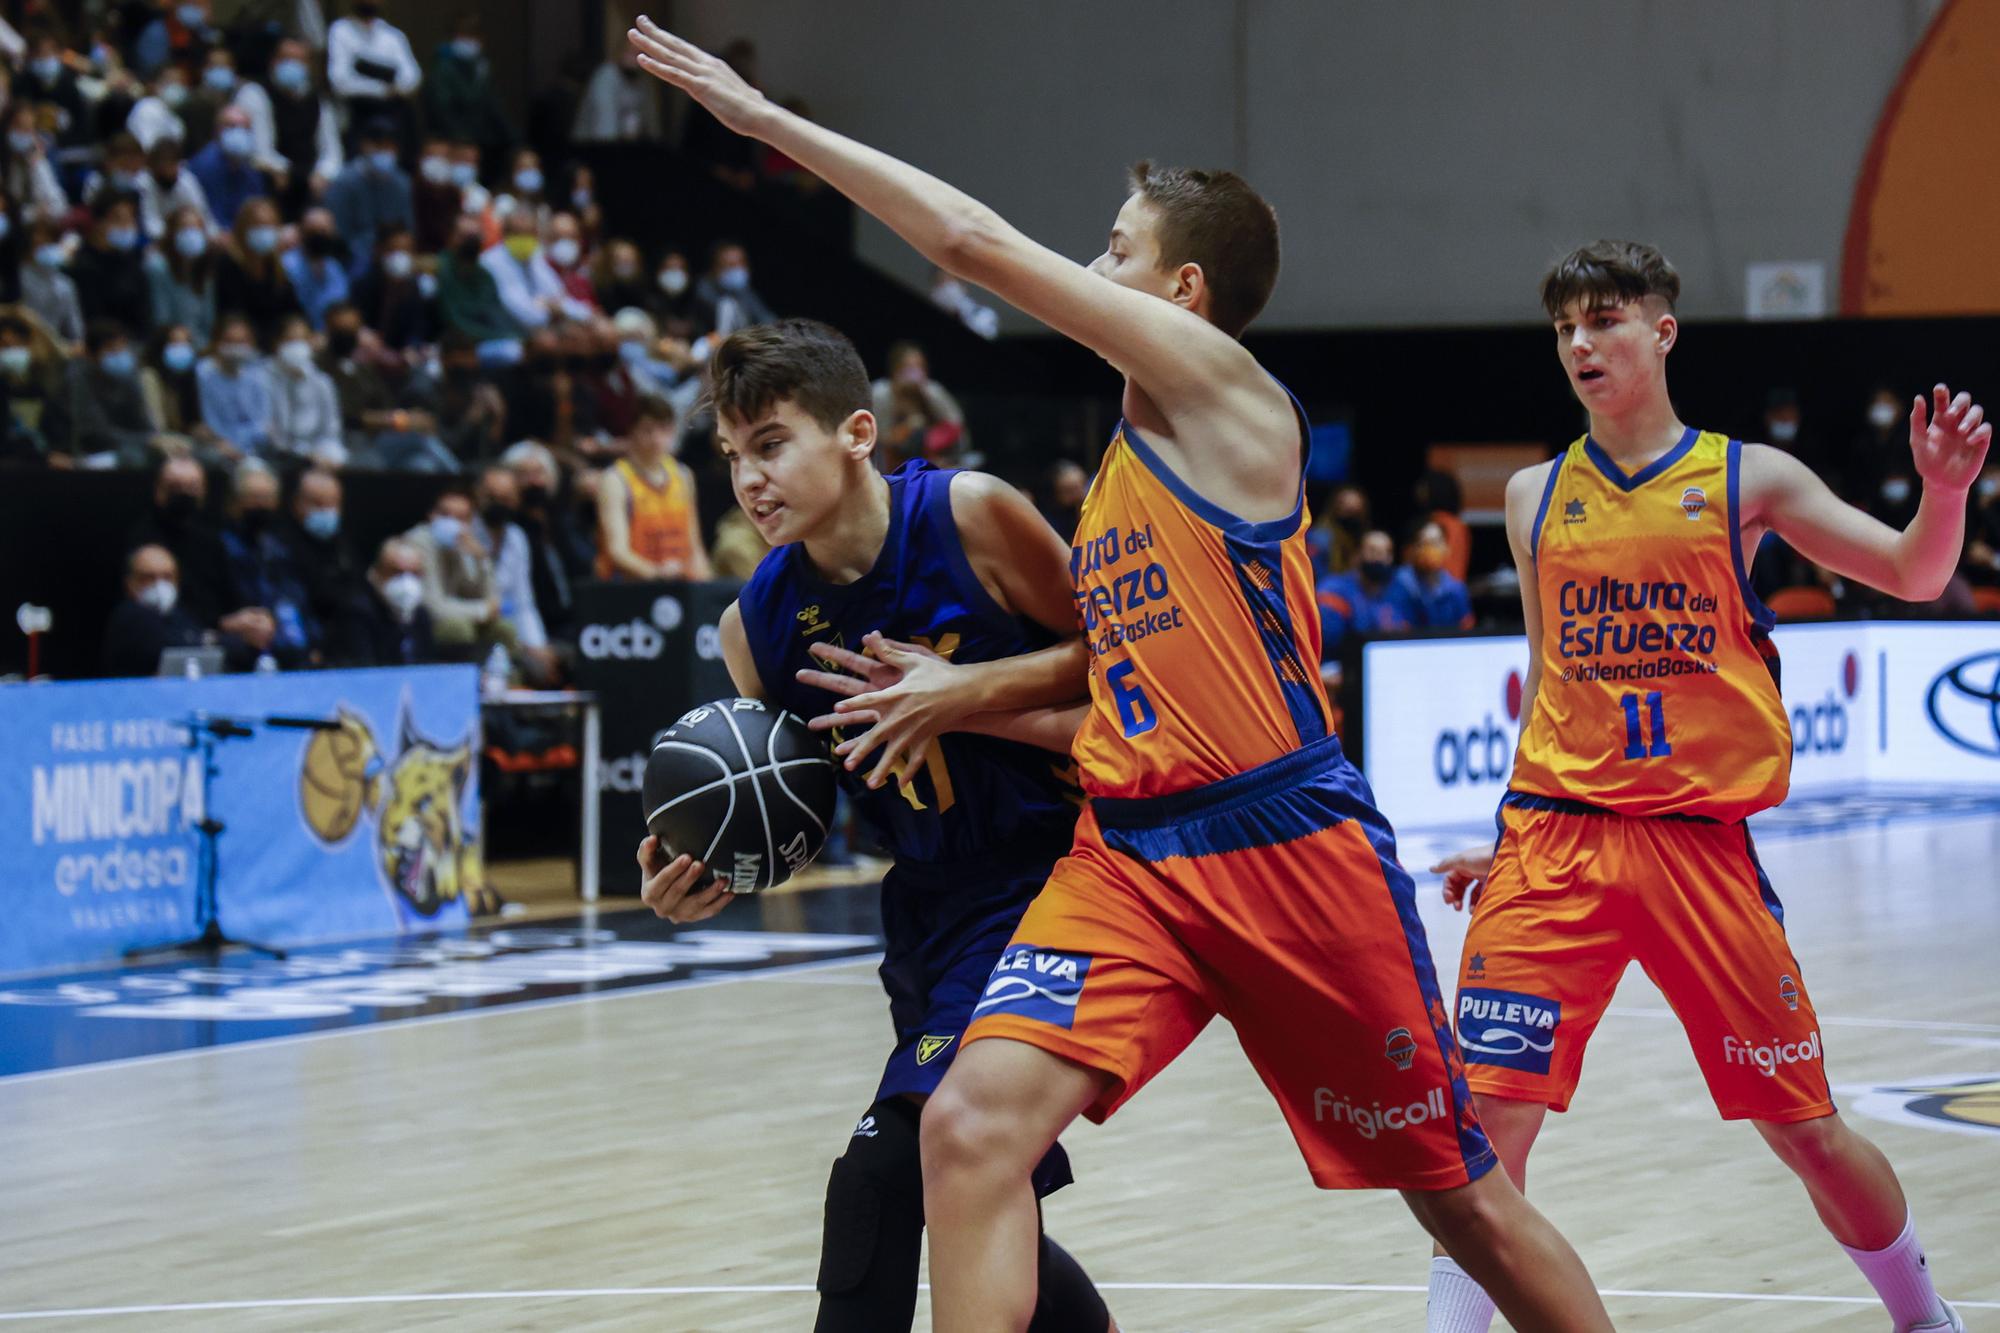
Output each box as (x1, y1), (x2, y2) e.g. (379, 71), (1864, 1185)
(632, 395), (677, 427)
(705, 319), (870, 431)
(1126, 161), (1280, 337)
(1541, 240), (1680, 320)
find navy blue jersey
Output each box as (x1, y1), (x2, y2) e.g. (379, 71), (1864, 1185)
(737, 461), (1081, 872)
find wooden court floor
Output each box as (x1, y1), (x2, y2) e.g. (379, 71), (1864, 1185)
(0, 810), (1995, 1330)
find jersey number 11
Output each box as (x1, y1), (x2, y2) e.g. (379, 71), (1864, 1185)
(1621, 691), (1672, 760)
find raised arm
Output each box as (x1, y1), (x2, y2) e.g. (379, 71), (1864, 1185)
(624, 17), (1257, 419)
(1742, 384), (1990, 601)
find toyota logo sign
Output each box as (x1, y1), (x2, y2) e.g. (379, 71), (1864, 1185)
(1925, 651), (2000, 759)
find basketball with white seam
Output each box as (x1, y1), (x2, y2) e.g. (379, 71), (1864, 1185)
(641, 697), (838, 893)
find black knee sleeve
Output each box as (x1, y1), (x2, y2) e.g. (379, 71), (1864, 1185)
(814, 1099), (926, 1333)
(1029, 1233), (1111, 1333)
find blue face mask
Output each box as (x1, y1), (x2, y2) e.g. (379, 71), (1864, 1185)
(302, 507), (340, 540)
(174, 226), (207, 258)
(452, 38), (482, 61)
(272, 59), (310, 93)
(105, 225), (139, 251)
(202, 66), (236, 92)
(219, 126), (254, 158)
(369, 148), (399, 174)
(513, 168), (543, 195)
(245, 225), (279, 255)
(162, 342), (197, 373)
(717, 265), (750, 292)
(618, 339), (650, 364)
(31, 57), (62, 83)
(100, 348), (136, 377)
(178, 4), (207, 27)
(429, 515), (464, 548)
(34, 243), (65, 269)
(451, 161), (478, 188)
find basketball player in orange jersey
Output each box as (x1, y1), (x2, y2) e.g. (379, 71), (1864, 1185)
(1423, 241), (1986, 1333)
(596, 398), (712, 581)
(627, 17), (1612, 1332)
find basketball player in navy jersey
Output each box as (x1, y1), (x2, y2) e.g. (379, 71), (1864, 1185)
(637, 320), (1111, 1333)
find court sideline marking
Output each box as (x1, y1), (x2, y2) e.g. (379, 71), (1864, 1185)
(0, 1282), (1994, 1321)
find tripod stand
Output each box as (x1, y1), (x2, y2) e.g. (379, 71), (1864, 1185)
(125, 712), (287, 963)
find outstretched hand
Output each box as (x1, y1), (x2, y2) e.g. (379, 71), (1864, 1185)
(1432, 847), (1494, 912)
(1909, 383), (1992, 494)
(628, 16), (774, 138)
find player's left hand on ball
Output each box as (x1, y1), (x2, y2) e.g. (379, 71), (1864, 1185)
(1431, 847), (1493, 912)
(827, 633), (963, 789)
(627, 16), (771, 137)
(637, 835), (731, 923)
(1909, 383), (1993, 492)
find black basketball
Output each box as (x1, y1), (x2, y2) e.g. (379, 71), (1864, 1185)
(641, 698), (838, 893)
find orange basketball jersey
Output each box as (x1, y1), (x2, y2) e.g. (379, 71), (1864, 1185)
(597, 457), (695, 578)
(1510, 429), (1791, 821)
(1069, 405), (1328, 800)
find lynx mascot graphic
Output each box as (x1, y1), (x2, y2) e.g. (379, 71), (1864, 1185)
(299, 706), (494, 917)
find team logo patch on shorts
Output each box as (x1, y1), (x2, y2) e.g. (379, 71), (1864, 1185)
(915, 1034), (955, 1065)
(1456, 987), (1560, 1074)
(1384, 1027), (1418, 1071)
(973, 945), (1091, 1030)
(1778, 975), (1799, 1011)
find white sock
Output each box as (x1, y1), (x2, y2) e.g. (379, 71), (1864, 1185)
(1840, 1211), (1946, 1329)
(1427, 1255), (1497, 1333)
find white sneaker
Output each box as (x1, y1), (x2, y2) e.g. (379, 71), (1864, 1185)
(1901, 1302), (1964, 1333)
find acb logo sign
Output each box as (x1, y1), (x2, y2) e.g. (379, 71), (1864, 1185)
(1792, 650), (1859, 756)
(1434, 669), (1523, 788)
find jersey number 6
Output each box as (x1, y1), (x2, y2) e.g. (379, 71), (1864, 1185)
(1106, 660), (1158, 738)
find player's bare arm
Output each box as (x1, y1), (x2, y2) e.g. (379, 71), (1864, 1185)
(1434, 460), (1554, 908)
(793, 472), (1090, 785)
(626, 17), (1295, 514)
(1742, 383), (1991, 601)
(637, 602), (765, 924)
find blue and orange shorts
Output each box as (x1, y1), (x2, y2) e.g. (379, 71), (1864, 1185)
(1455, 792), (1834, 1122)
(963, 736), (1496, 1191)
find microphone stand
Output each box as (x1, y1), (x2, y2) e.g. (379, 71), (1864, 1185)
(124, 711), (312, 963)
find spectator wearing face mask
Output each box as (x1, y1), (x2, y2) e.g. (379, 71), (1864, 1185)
(235, 36), (344, 218)
(20, 219), (84, 348)
(592, 239), (649, 317)
(437, 217), (522, 352)
(425, 15), (512, 158)
(448, 140), (492, 225)
(647, 248), (701, 340)
(869, 341), (967, 472)
(339, 535), (436, 668)
(4, 104), (69, 223)
(102, 543), (242, 677)
(220, 457), (315, 664)
(692, 240), (774, 338)
(406, 485), (504, 659)
(325, 120), (413, 282)
(319, 300), (454, 471)
(564, 165), (603, 248)
(543, 211), (597, 312)
(196, 313), (275, 459)
(493, 147), (551, 235)
(284, 465), (367, 637)
(1316, 528), (1409, 653)
(45, 318), (184, 467)
(137, 137), (216, 239)
(18, 34), (90, 150)
(213, 197), (301, 345)
(598, 307), (686, 436)
(1386, 520), (1474, 630)
(431, 332), (508, 463)
(71, 195), (153, 339)
(1413, 468), (1472, 582)
(268, 313), (345, 466)
(142, 323), (211, 454)
(348, 226), (436, 351)
(281, 207), (351, 330)
(412, 136), (463, 252)
(326, 0), (421, 157)
(146, 203), (218, 345)
(472, 464), (557, 682)
(135, 0), (216, 80)
(126, 67), (190, 152)
(78, 31), (147, 146)
(502, 439), (586, 635)
(189, 106), (274, 237)
(1310, 483), (1371, 580)
(0, 313), (63, 459)
(572, 43), (662, 143)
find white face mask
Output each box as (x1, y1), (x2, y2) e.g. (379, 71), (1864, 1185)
(278, 339), (314, 371)
(382, 571), (424, 618)
(382, 250), (413, 279)
(657, 268), (688, 296)
(1881, 478), (1913, 505)
(1868, 402), (1899, 431)
(137, 579), (178, 614)
(1976, 476), (2000, 502)
(1767, 419), (1799, 443)
(548, 237), (580, 268)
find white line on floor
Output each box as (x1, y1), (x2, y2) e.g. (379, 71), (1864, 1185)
(1607, 1006), (2000, 1035)
(0, 1283), (1992, 1320)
